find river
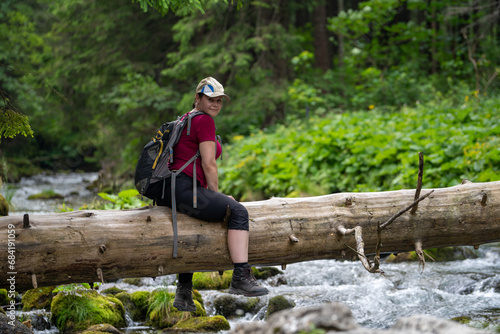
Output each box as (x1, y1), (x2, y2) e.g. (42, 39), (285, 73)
(3, 173), (500, 333)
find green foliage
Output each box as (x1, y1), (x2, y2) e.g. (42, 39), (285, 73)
(220, 96), (500, 200)
(133, 0), (234, 15)
(3, 0), (500, 198)
(0, 109), (34, 143)
(148, 287), (174, 322)
(97, 189), (149, 210)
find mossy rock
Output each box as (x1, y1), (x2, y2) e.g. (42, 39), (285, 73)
(21, 286), (55, 311)
(192, 271), (232, 290)
(78, 323), (123, 334)
(0, 194), (8, 216)
(385, 247), (480, 263)
(172, 315), (230, 332)
(50, 290), (126, 333)
(100, 287), (126, 296)
(115, 291), (150, 322)
(0, 289), (9, 306)
(28, 189), (64, 200)
(147, 289), (206, 329)
(192, 289), (204, 309)
(253, 267), (283, 280)
(120, 277), (143, 286)
(266, 295), (295, 318)
(453, 312), (500, 333)
(213, 294), (261, 318)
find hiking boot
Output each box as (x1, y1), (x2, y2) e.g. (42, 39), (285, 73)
(229, 264), (269, 297)
(173, 282), (197, 312)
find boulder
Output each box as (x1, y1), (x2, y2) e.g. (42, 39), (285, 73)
(0, 194), (8, 216)
(0, 312), (33, 334)
(115, 291), (150, 322)
(173, 315), (230, 332)
(147, 288), (205, 329)
(79, 323), (124, 334)
(50, 290), (126, 333)
(213, 294), (262, 318)
(266, 295), (295, 318)
(21, 286), (55, 311)
(231, 302), (492, 334)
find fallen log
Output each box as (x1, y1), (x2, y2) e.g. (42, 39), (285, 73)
(1, 180), (499, 291)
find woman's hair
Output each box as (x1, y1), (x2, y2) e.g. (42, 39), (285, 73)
(192, 93), (205, 108)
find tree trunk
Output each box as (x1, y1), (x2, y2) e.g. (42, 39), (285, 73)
(313, 2), (331, 72)
(1, 181), (499, 291)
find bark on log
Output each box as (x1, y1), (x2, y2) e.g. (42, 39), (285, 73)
(1, 181), (499, 291)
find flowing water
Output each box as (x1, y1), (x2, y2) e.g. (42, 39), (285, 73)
(3, 173), (500, 333)
(4, 172), (99, 214)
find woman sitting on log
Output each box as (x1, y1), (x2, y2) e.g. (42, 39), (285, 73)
(156, 77), (269, 312)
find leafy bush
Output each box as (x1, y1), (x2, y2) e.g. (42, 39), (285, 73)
(220, 96), (500, 200)
(97, 189), (149, 209)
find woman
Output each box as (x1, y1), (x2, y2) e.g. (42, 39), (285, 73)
(156, 77), (269, 312)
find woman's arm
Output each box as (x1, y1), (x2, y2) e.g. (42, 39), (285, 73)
(199, 140), (218, 192)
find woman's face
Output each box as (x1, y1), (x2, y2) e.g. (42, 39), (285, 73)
(196, 94), (223, 117)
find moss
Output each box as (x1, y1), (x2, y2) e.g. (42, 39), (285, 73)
(147, 289), (206, 329)
(100, 287), (126, 296)
(452, 316), (471, 324)
(115, 291), (150, 322)
(21, 286), (55, 311)
(0, 194), (8, 216)
(192, 289), (204, 309)
(173, 315), (230, 332)
(385, 247), (480, 263)
(120, 277), (143, 286)
(266, 295), (295, 318)
(50, 290), (126, 333)
(28, 189), (64, 200)
(213, 295), (261, 318)
(453, 311), (500, 333)
(79, 323), (123, 334)
(0, 289), (9, 306)
(192, 271), (233, 290)
(252, 267), (283, 280)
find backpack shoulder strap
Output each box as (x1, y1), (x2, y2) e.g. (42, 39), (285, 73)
(186, 110), (207, 136)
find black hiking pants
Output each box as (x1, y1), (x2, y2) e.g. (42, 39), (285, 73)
(154, 172), (249, 231)
(154, 173), (250, 284)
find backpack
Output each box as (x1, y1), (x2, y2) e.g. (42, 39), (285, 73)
(134, 110), (206, 258)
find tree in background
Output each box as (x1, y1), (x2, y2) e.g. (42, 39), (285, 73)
(1, 0), (499, 188)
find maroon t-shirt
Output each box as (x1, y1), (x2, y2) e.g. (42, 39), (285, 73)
(170, 113), (222, 188)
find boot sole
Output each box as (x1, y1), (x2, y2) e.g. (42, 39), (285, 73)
(228, 287), (269, 297)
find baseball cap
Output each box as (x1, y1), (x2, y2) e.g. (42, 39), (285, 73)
(196, 77), (231, 101)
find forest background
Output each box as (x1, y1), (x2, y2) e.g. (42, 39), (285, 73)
(1, 0), (499, 203)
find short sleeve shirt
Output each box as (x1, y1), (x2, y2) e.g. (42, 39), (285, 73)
(170, 113), (222, 188)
